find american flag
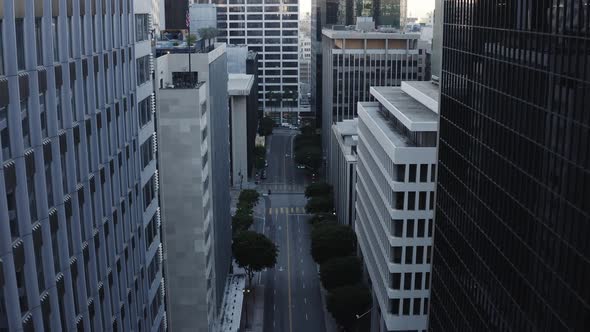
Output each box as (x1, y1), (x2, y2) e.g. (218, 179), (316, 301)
(186, 11), (190, 29)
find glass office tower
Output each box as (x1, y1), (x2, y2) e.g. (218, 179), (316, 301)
(431, 1), (590, 331)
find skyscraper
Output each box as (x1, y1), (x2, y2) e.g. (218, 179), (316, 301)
(430, 1), (590, 330)
(216, 0), (299, 124)
(360, 0), (406, 28)
(0, 0), (165, 331)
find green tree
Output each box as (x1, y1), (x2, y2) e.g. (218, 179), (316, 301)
(310, 224), (356, 263)
(197, 27), (218, 49)
(232, 212), (254, 235)
(305, 196), (333, 214)
(300, 125), (315, 136)
(308, 213), (337, 226)
(186, 33), (197, 46)
(319, 256), (362, 290)
(294, 145), (322, 172)
(232, 231), (279, 288)
(326, 285), (371, 330)
(259, 116), (275, 136)
(239, 189), (260, 207)
(305, 182), (332, 199)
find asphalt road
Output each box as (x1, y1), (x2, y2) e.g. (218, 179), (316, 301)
(258, 128), (326, 332)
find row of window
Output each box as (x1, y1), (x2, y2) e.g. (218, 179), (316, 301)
(390, 297), (429, 316)
(220, 5), (298, 13)
(219, 21), (298, 29)
(391, 271), (431, 291)
(221, 0), (298, 4)
(137, 55), (151, 86)
(391, 218), (434, 238)
(391, 245), (432, 265)
(218, 13), (298, 21)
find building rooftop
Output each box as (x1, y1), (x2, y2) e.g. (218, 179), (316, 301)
(401, 81), (440, 113)
(370, 86), (438, 132)
(334, 119), (358, 137)
(228, 74), (254, 96)
(358, 102), (414, 148)
(323, 28), (420, 40)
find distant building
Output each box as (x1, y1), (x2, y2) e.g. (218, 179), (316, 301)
(330, 119), (358, 227)
(356, 81), (439, 332)
(216, 0), (299, 123)
(360, 0), (407, 28)
(156, 45), (231, 331)
(321, 23), (428, 176)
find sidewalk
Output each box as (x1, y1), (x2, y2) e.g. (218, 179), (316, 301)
(239, 285), (265, 332)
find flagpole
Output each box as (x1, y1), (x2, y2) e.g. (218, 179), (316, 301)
(187, 10), (192, 81)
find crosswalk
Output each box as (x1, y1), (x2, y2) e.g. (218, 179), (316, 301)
(267, 207), (307, 215)
(259, 183), (306, 193)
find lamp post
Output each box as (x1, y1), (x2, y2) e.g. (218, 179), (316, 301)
(242, 288), (251, 328)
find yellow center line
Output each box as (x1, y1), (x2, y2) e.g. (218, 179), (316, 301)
(286, 212), (293, 332)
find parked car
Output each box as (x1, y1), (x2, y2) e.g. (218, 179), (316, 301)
(297, 164), (306, 169)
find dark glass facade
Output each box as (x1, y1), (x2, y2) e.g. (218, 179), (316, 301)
(431, 1), (590, 331)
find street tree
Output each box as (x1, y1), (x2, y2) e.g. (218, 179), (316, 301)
(232, 231), (278, 288)
(300, 125), (315, 136)
(239, 189), (260, 207)
(308, 213), (337, 226)
(294, 145), (322, 172)
(326, 285), (372, 330)
(259, 116), (275, 136)
(305, 182), (332, 198)
(305, 196), (333, 214)
(232, 212), (254, 235)
(319, 256), (362, 290)
(197, 27), (218, 49)
(310, 224), (356, 263)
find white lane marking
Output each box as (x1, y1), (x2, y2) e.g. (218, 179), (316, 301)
(274, 289), (276, 295)
(302, 283), (305, 289)
(306, 314), (309, 321)
(273, 320), (276, 328)
(274, 304), (276, 311)
(300, 258), (303, 264)
(302, 270), (304, 276)
(304, 298), (307, 304)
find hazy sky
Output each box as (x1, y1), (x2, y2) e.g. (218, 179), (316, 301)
(300, 0), (435, 19)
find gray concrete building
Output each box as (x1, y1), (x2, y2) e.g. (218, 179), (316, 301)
(0, 0), (165, 331)
(330, 119), (358, 227)
(322, 24), (427, 176)
(355, 81), (439, 332)
(156, 46), (232, 331)
(228, 73), (255, 188)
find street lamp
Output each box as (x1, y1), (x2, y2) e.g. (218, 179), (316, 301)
(243, 288), (251, 327)
(355, 307), (373, 320)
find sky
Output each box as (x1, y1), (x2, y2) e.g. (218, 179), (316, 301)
(300, 0), (435, 19)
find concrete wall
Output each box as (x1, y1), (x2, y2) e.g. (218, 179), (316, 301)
(158, 86), (209, 332)
(231, 96), (249, 187)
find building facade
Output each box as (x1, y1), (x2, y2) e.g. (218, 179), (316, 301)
(228, 74), (255, 187)
(216, 0), (299, 123)
(321, 26), (427, 171)
(0, 0), (165, 331)
(330, 119), (358, 227)
(156, 48), (232, 331)
(356, 82), (439, 332)
(360, 0), (407, 28)
(430, 1), (590, 331)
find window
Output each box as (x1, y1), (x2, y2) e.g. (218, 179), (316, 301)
(395, 192), (405, 210)
(430, 164), (436, 182)
(0, 22), (4, 75)
(395, 164), (405, 181)
(140, 136), (154, 169)
(392, 246), (402, 263)
(390, 299), (400, 315)
(413, 298), (422, 315)
(428, 219), (433, 237)
(402, 299), (411, 315)
(415, 273), (423, 290)
(404, 273), (411, 290)
(138, 97), (152, 127)
(409, 164), (416, 182)
(406, 219), (414, 237)
(429, 191), (435, 210)
(391, 273), (401, 289)
(426, 246), (432, 263)
(420, 164), (428, 182)
(136, 55), (150, 85)
(15, 19), (25, 70)
(136, 14), (150, 42)
(143, 176), (156, 210)
(405, 246), (413, 264)
(423, 298), (429, 315)
(407, 192), (415, 210)
(417, 219), (425, 237)
(392, 219), (403, 237)
(425, 272), (431, 290)
(416, 246), (424, 264)
(419, 192), (427, 210)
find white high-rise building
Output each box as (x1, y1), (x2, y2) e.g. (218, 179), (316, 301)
(0, 0), (165, 330)
(356, 81), (439, 332)
(216, 0), (299, 123)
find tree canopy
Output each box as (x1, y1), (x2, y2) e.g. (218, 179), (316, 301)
(294, 145), (322, 172)
(232, 212), (254, 235)
(232, 231), (278, 288)
(305, 196), (334, 214)
(326, 285), (372, 330)
(308, 213), (337, 226)
(310, 224), (356, 263)
(305, 182), (333, 198)
(259, 116), (275, 136)
(239, 189), (260, 208)
(319, 256), (362, 290)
